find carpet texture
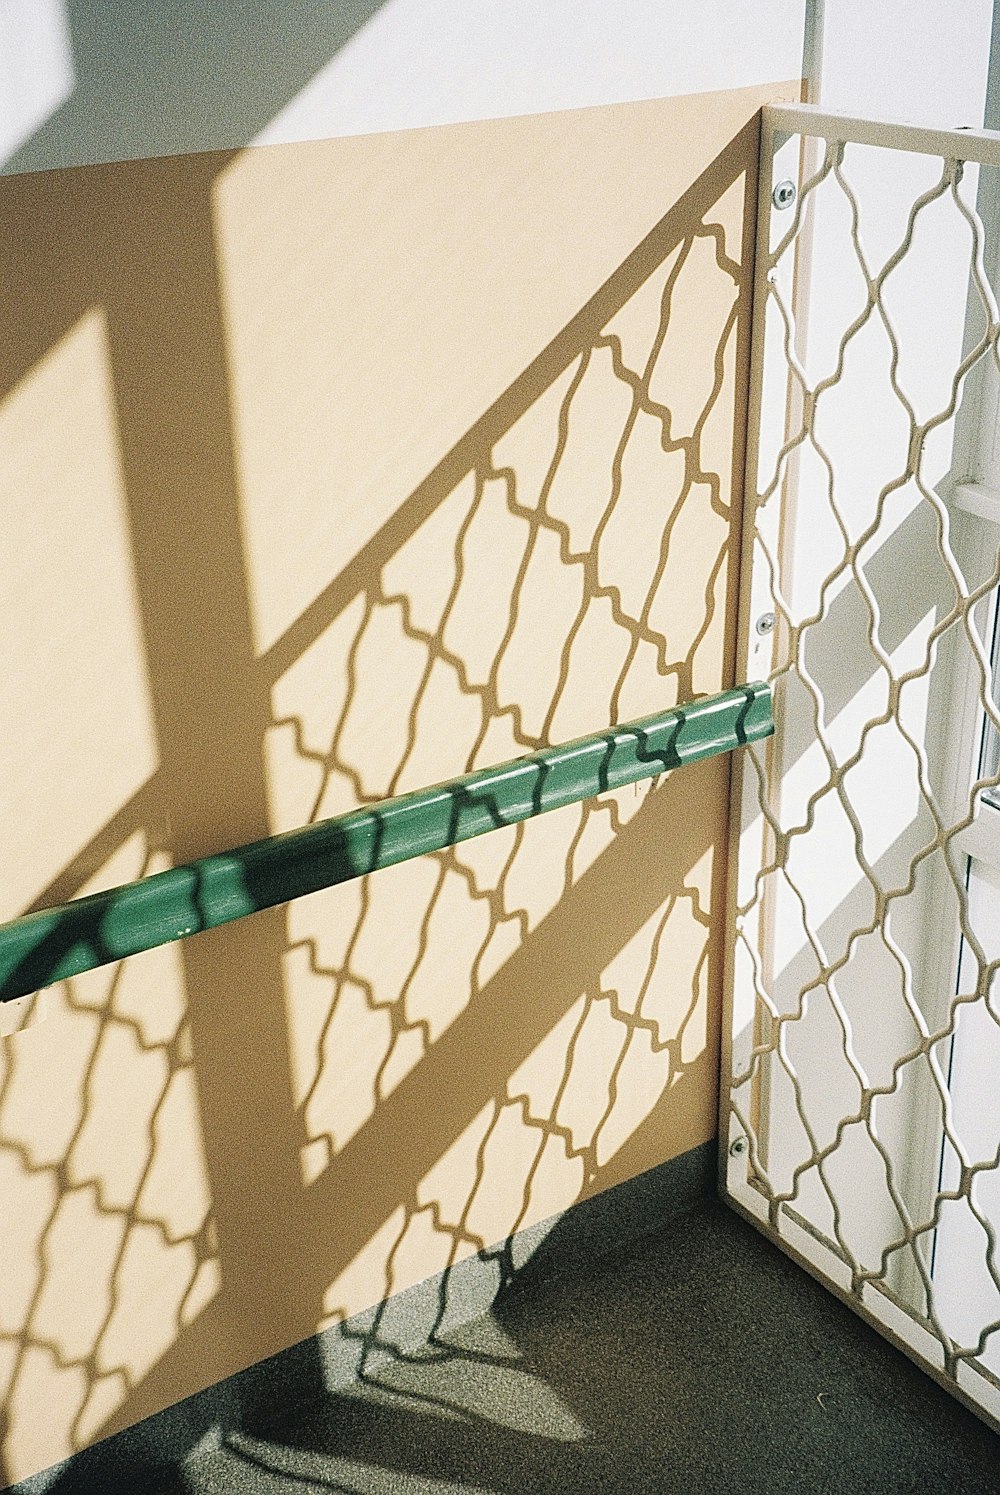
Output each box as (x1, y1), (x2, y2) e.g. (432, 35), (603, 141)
(169, 1197), (1000, 1495)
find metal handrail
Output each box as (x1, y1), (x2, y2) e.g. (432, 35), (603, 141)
(0, 683), (772, 1004)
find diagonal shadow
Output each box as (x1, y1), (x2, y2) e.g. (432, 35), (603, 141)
(35, 766), (725, 1476)
(3, 0), (393, 177)
(1, 93), (763, 1488)
(105, 751), (726, 1436)
(258, 119), (759, 690)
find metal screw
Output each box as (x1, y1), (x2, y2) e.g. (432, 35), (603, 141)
(755, 612), (776, 637)
(772, 179), (796, 210)
(729, 1136), (748, 1158)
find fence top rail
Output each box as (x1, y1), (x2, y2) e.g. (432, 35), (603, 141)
(0, 682), (773, 1006)
(765, 101), (1000, 169)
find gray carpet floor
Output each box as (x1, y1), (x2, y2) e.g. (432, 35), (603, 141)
(173, 1197), (1000, 1494)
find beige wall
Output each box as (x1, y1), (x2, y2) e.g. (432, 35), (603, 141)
(0, 81), (793, 1484)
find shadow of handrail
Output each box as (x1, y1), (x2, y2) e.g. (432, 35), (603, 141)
(0, 685), (771, 1005)
(0, 85), (769, 1486)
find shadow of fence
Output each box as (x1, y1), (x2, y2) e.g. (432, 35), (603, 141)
(0, 108), (759, 1489)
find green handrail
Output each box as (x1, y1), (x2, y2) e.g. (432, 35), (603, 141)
(0, 683), (772, 1004)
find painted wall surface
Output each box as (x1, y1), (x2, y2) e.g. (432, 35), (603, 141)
(0, 0), (807, 173)
(3, 0), (994, 1484)
(0, 79), (798, 1483)
(815, 0), (993, 125)
(4, 0), (988, 183)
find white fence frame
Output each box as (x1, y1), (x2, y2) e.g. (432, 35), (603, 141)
(721, 100), (1000, 1429)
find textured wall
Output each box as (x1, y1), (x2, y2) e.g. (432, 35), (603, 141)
(0, 80), (794, 1483)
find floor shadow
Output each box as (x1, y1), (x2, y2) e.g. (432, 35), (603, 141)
(183, 1200), (1000, 1495)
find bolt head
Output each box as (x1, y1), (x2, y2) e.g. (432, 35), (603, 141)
(772, 179), (796, 211)
(755, 612), (776, 637)
(729, 1135), (748, 1158)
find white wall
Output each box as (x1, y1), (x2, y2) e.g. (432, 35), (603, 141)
(5, 2), (993, 180)
(0, 0), (809, 174)
(253, 0), (808, 146)
(817, 0), (994, 126)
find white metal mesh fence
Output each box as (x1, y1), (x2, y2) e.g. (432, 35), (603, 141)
(723, 103), (1000, 1425)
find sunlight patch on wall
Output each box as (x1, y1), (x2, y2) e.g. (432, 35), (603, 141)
(214, 89), (774, 659)
(0, 82), (777, 1482)
(0, 308), (158, 920)
(0, 0), (73, 167)
(210, 89), (763, 1403)
(0, 830), (217, 1479)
